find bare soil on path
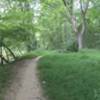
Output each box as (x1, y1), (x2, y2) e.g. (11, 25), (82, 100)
(4, 57), (46, 100)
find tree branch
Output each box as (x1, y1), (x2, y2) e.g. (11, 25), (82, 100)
(0, 55), (9, 64)
(80, 0), (89, 16)
(3, 43), (16, 60)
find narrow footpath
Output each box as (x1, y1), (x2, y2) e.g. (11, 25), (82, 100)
(4, 57), (46, 100)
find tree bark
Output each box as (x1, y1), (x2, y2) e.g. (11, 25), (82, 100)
(0, 55), (9, 64)
(77, 32), (83, 49)
(3, 43), (16, 60)
(4, 47), (10, 62)
(62, 0), (89, 51)
(0, 47), (3, 65)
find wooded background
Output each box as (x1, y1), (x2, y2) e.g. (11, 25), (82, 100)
(0, 0), (100, 64)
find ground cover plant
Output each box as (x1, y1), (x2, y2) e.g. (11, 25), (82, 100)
(0, 64), (14, 100)
(38, 51), (100, 100)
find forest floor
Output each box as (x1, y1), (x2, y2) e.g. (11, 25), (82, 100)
(4, 57), (46, 100)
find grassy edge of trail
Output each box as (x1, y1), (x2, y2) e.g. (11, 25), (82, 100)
(37, 51), (100, 100)
(0, 63), (16, 100)
(1, 49), (100, 100)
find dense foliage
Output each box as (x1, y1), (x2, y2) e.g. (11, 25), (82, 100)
(0, 0), (100, 64)
(38, 51), (100, 100)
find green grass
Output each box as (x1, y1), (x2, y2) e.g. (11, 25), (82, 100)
(38, 51), (100, 100)
(0, 63), (16, 100)
(18, 50), (58, 60)
(1, 49), (100, 100)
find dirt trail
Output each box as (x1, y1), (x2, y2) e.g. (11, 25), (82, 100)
(4, 57), (46, 100)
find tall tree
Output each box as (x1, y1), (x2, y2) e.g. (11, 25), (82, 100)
(62, 0), (89, 50)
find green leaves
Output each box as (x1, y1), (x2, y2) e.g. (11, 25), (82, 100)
(0, 0), (38, 53)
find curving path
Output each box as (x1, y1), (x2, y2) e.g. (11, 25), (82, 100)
(4, 57), (46, 100)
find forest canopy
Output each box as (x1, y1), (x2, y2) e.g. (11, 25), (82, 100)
(0, 0), (100, 64)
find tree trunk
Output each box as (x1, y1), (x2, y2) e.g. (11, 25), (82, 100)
(62, 0), (89, 51)
(4, 47), (10, 62)
(77, 32), (83, 50)
(3, 44), (16, 60)
(1, 46), (3, 65)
